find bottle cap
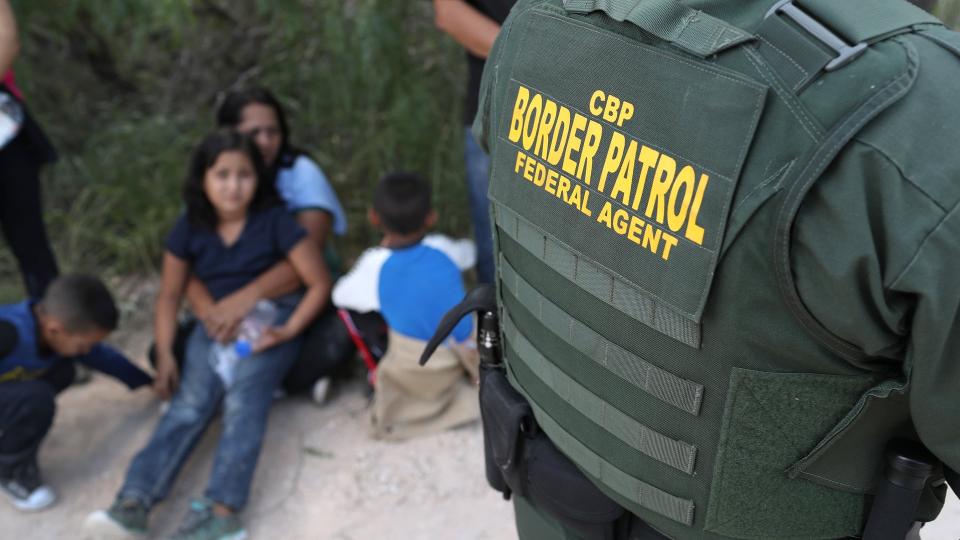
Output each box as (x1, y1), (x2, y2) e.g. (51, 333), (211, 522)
(235, 341), (253, 358)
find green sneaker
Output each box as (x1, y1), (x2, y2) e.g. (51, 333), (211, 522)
(83, 497), (149, 539)
(167, 499), (247, 540)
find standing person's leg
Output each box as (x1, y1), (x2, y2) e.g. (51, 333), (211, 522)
(464, 127), (495, 284)
(0, 137), (60, 299)
(0, 379), (57, 511)
(85, 326), (224, 539)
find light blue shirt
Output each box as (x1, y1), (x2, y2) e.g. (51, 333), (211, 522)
(275, 155), (348, 236)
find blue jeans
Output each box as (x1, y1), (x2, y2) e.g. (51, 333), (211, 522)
(464, 127), (495, 284)
(118, 306), (300, 510)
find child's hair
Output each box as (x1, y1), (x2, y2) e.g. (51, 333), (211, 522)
(183, 129), (279, 230)
(373, 172), (432, 235)
(216, 87), (302, 168)
(40, 274), (118, 332)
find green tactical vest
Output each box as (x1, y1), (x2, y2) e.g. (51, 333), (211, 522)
(475, 0), (954, 538)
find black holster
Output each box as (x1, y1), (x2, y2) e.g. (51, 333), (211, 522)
(422, 287), (655, 540)
(479, 365), (626, 540)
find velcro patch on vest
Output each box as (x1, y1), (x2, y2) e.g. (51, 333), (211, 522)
(489, 10), (766, 343)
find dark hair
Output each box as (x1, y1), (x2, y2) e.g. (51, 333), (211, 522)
(183, 129), (279, 230)
(373, 172), (432, 235)
(216, 87), (301, 170)
(40, 274), (119, 332)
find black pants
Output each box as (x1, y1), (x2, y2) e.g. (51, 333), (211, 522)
(281, 307), (355, 393)
(0, 362), (74, 475)
(0, 134), (60, 299)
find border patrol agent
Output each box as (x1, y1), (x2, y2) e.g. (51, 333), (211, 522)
(430, 0), (960, 538)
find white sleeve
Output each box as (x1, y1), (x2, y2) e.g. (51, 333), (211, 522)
(331, 248), (390, 312)
(423, 234), (476, 271)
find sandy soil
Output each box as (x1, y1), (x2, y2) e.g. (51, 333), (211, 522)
(1, 280), (957, 539)
(0, 279), (516, 540)
(6, 373), (958, 540)
(1, 372), (516, 540)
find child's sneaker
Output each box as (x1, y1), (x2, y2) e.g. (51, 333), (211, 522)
(0, 459), (56, 512)
(83, 497), (149, 539)
(166, 498), (246, 540)
(311, 376), (331, 405)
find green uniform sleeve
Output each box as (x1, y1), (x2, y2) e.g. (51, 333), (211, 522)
(793, 141), (944, 360)
(793, 139), (960, 476)
(889, 201), (960, 473)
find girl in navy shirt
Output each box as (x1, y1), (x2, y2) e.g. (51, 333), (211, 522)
(85, 131), (329, 540)
(185, 88), (348, 402)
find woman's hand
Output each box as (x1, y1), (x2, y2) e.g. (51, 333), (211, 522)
(253, 325), (296, 353)
(202, 289), (257, 343)
(152, 352), (180, 400)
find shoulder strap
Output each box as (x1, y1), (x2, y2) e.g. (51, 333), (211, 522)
(562, 0), (753, 57)
(773, 39), (921, 363)
(795, 0), (941, 44)
(564, 0), (941, 78)
(756, 0), (941, 91)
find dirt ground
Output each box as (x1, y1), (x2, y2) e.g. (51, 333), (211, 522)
(0, 282), (516, 540)
(2, 372), (516, 540)
(2, 283), (957, 539)
(6, 372), (958, 540)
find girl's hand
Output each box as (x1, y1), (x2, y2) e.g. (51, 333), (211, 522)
(200, 311), (232, 343)
(153, 353), (180, 400)
(202, 290), (257, 343)
(254, 325), (296, 353)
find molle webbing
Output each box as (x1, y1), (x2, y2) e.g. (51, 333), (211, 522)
(505, 347), (697, 526)
(495, 203), (701, 347)
(499, 255), (704, 416)
(503, 311), (698, 474)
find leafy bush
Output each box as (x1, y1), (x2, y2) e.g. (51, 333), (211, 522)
(2, 0), (958, 303)
(1, 0), (468, 300)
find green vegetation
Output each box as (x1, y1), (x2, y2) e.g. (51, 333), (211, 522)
(937, 0), (960, 27)
(1, 0), (467, 301)
(1, 0), (958, 303)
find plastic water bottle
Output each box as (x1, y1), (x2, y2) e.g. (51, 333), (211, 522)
(0, 93), (23, 149)
(209, 300), (279, 388)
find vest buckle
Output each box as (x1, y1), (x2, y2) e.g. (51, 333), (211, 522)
(765, 0), (868, 71)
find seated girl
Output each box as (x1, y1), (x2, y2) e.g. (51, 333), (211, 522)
(84, 130), (329, 540)
(184, 87), (349, 402)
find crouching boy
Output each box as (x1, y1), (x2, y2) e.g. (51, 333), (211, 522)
(332, 172), (479, 440)
(0, 274), (151, 511)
